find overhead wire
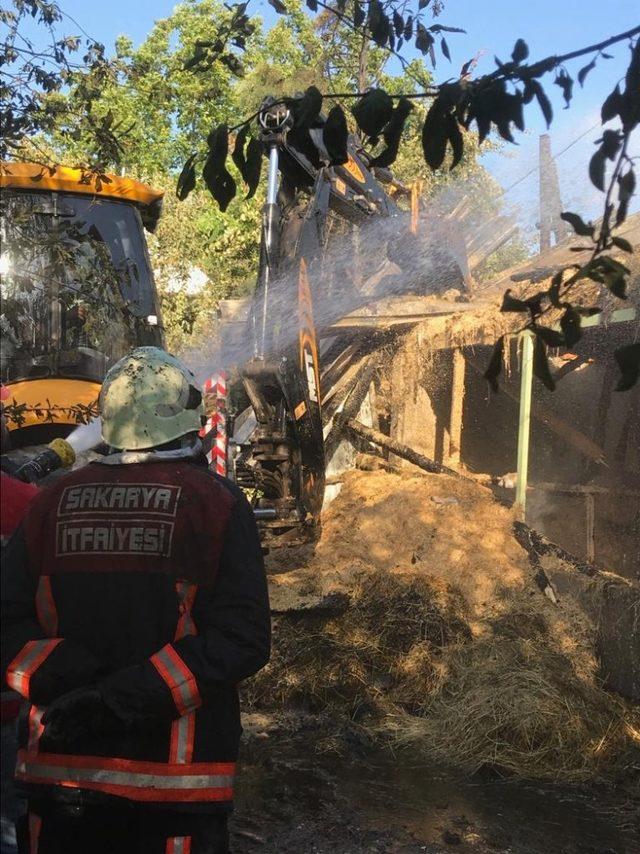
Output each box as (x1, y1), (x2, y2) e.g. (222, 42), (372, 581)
(501, 121), (601, 197)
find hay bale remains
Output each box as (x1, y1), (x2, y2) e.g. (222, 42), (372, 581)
(249, 468), (640, 784)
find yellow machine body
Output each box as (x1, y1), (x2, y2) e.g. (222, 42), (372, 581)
(0, 163), (164, 447)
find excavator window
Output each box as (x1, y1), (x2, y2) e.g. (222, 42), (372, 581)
(0, 190), (161, 385)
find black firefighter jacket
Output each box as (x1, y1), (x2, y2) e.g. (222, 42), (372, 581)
(0, 456), (271, 812)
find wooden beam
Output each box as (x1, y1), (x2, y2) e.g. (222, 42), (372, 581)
(530, 482), (640, 497)
(447, 348), (466, 467)
(515, 332), (534, 516)
(344, 419), (459, 476)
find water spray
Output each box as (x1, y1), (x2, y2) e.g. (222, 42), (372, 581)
(13, 418), (103, 483)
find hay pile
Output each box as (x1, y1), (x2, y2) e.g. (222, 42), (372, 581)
(249, 467), (639, 784)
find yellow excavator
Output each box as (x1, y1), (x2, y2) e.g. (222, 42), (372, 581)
(0, 162), (164, 453)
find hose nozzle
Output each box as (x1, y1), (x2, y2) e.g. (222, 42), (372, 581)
(14, 438), (76, 484)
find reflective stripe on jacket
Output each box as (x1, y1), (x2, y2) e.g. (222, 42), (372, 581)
(1, 459), (271, 811)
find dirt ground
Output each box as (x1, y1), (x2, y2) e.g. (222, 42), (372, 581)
(231, 717), (640, 854)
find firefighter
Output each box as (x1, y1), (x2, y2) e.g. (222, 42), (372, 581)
(1, 348), (271, 854)
(1, 403), (38, 854)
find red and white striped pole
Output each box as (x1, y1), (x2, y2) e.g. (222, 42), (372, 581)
(213, 372), (227, 477)
(199, 373), (227, 476)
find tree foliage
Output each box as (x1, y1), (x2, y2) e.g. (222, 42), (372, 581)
(2, 0), (638, 385)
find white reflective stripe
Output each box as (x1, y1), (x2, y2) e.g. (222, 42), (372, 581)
(170, 837), (190, 854)
(153, 647), (199, 714)
(6, 640), (61, 696)
(172, 714), (192, 765)
(16, 757), (233, 790)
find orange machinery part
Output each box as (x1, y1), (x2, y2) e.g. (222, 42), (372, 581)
(0, 162), (163, 208)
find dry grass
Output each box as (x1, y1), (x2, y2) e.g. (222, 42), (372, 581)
(379, 621), (640, 784)
(248, 469), (640, 785)
(244, 570), (470, 717)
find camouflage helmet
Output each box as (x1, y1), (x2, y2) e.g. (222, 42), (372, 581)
(99, 347), (204, 450)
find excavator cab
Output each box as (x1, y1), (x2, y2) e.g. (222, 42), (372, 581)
(0, 163), (164, 448)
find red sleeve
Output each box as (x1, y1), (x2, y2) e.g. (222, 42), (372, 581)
(1, 472), (39, 541)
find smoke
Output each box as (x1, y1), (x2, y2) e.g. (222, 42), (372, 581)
(181, 176), (495, 385)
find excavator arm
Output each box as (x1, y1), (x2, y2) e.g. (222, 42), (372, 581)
(224, 98), (461, 545)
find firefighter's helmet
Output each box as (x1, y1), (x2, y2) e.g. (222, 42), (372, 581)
(99, 347), (204, 450)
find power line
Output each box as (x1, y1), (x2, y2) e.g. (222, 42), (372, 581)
(501, 122), (600, 197)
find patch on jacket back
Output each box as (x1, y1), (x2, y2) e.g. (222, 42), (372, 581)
(56, 483), (181, 557)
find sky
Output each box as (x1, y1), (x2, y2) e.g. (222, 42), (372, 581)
(33, 1), (640, 234)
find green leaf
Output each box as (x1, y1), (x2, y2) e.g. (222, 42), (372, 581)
(618, 167), (636, 201)
(415, 24), (435, 56)
(393, 10), (404, 38)
(554, 69), (573, 108)
(589, 149), (606, 192)
(268, 0), (287, 13)
(429, 25), (466, 34)
(202, 124), (236, 211)
(244, 137), (263, 199)
(600, 128), (622, 159)
(523, 80), (552, 128)
(560, 306), (581, 347)
(578, 57), (597, 87)
(403, 15), (413, 40)
(292, 85), (323, 129)
(367, 0), (390, 47)
(611, 235), (633, 253)
(206, 124), (229, 172)
(560, 211), (594, 238)
(614, 343), (640, 391)
(422, 101), (448, 170)
(203, 156), (236, 212)
(418, 0), (430, 8)
(183, 48), (206, 71)
(441, 37), (451, 61)
(370, 98), (412, 168)
(231, 124), (249, 177)
(176, 153), (197, 200)
(353, 0), (365, 27)
(534, 337), (555, 391)
(447, 113), (463, 170)
(305, 0), (317, 10)
(511, 38), (529, 63)
(484, 335), (504, 391)
(352, 88), (393, 140)
(323, 105), (349, 165)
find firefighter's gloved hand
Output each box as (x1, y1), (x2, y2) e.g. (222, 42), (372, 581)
(42, 686), (129, 746)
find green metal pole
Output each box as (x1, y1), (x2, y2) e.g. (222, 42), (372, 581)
(515, 331), (534, 518)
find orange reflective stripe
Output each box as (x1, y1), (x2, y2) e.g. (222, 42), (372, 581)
(175, 581), (197, 639)
(29, 813), (42, 854)
(35, 576), (58, 636)
(170, 580), (199, 766)
(150, 645), (201, 716)
(16, 750), (235, 803)
(28, 705), (45, 753)
(6, 640), (62, 698)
